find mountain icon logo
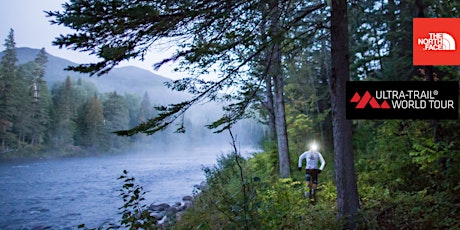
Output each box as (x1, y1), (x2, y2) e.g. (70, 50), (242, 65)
(350, 91), (391, 109)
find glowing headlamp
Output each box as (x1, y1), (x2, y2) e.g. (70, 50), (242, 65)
(310, 143), (318, 151)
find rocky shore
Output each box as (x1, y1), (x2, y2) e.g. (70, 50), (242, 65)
(148, 181), (207, 227)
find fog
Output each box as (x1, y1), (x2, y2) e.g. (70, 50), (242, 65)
(0, 101), (264, 229)
(0, 132), (261, 229)
(0, 47), (266, 229)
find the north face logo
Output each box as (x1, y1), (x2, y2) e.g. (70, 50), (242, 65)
(417, 33), (456, 51)
(413, 18), (460, 65)
(350, 91), (391, 109)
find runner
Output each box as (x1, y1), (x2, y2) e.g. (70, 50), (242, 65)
(298, 143), (326, 199)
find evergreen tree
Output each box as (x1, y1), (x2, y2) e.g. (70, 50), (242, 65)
(68, 77), (99, 148)
(102, 91), (130, 150)
(123, 92), (141, 129)
(0, 29), (19, 152)
(138, 91), (154, 123)
(29, 48), (52, 146)
(330, 0), (360, 226)
(51, 76), (77, 149)
(80, 96), (104, 151)
(13, 62), (34, 150)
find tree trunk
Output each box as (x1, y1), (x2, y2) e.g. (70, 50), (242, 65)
(269, 0), (290, 178)
(273, 65), (290, 178)
(415, 0), (442, 144)
(265, 75), (276, 140)
(259, 7), (277, 142)
(330, 0), (360, 227)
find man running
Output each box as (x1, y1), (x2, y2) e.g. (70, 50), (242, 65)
(298, 143), (326, 198)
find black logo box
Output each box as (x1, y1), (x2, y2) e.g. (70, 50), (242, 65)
(346, 81), (459, 119)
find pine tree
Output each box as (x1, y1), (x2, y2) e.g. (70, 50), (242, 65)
(80, 96), (104, 151)
(29, 48), (52, 146)
(138, 91), (153, 123)
(0, 29), (19, 152)
(102, 91), (130, 150)
(51, 76), (77, 149)
(265, 0), (290, 178)
(330, 0), (360, 227)
(9, 49), (51, 151)
(13, 62), (34, 150)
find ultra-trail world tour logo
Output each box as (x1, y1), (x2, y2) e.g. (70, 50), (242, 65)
(346, 81), (458, 119)
(346, 18), (459, 120)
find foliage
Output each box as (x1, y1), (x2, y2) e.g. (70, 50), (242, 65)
(3, 0), (460, 228)
(46, 0), (326, 146)
(0, 31), (54, 156)
(357, 187), (460, 229)
(79, 96), (105, 150)
(117, 170), (157, 229)
(354, 118), (460, 228)
(174, 145), (338, 229)
(102, 91), (130, 151)
(78, 170), (157, 230)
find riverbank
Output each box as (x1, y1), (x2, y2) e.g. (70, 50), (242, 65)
(147, 181), (207, 228)
(0, 147), (223, 229)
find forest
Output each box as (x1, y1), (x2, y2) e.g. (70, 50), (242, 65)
(2, 0), (460, 229)
(0, 35), (263, 158)
(0, 39), (158, 157)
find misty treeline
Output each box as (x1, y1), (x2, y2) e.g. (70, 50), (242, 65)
(0, 30), (262, 158)
(42, 0), (460, 228)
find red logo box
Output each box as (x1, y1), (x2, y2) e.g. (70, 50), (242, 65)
(413, 18), (460, 65)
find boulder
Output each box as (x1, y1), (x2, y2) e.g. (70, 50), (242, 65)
(149, 203), (170, 212)
(150, 213), (164, 221)
(182, 195), (193, 202)
(176, 205), (186, 212)
(173, 202), (182, 208)
(167, 206), (178, 214)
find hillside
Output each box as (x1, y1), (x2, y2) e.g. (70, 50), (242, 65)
(1, 47), (186, 104)
(0, 47), (265, 147)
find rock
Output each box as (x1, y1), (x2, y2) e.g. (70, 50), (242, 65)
(149, 203), (170, 212)
(182, 203), (192, 210)
(167, 206), (178, 214)
(173, 202), (182, 207)
(176, 205), (186, 212)
(147, 191), (199, 227)
(193, 181), (208, 191)
(182, 195), (193, 202)
(151, 213), (163, 221)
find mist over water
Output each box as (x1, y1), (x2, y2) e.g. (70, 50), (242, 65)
(0, 141), (260, 229)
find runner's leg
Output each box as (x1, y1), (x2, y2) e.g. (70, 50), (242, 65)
(305, 173), (312, 198)
(311, 171), (318, 197)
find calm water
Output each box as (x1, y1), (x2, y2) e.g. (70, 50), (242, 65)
(0, 145), (251, 229)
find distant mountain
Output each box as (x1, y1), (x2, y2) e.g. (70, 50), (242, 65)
(1, 47), (187, 104)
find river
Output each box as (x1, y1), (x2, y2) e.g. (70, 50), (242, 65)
(0, 145), (255, 229)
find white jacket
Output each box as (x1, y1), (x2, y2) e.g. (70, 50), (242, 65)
(298, 150), (326, 170)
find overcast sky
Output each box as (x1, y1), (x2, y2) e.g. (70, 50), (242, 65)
(0, 0), (184, 79)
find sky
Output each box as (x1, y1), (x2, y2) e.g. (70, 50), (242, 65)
(0, 0), (184, 79)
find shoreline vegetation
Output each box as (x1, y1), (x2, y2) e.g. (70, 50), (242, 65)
(80, 133), (460, 229)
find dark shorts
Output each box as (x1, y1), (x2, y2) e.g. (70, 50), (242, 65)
(305, 169), (319, 184)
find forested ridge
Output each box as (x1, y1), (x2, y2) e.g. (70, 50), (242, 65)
(0, 36), (158, 157)
(2, 0), (459, 229)
(0, 35), (263, 159)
